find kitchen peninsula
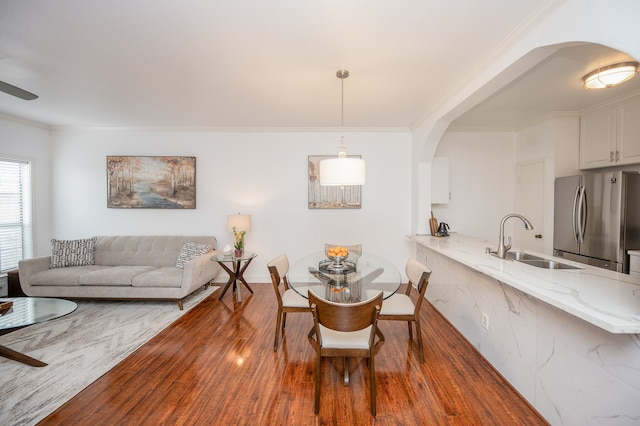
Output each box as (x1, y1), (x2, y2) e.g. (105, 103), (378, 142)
(410, 234), (640, 425)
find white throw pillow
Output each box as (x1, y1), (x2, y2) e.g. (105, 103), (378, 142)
(50, 237), (97, 268)
(175, 241), (214, 269)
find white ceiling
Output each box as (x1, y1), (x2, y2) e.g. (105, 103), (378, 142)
(0, 1), (638, 130)
(451, 43), (640, 130)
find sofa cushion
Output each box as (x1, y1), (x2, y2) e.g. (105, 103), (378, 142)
(30, 265), (108, 286)
(175, 241), (214, 268)
(50, 237), (97, 268)
(132, 267), (183, 288)
(94, 236), (217, 267)
(79, 266), (157, 286)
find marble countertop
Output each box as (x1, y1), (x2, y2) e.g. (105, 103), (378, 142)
(409, 234), (640, 334)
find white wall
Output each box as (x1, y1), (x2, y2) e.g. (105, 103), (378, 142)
(0, 115), (52, 256)
(431, 130), (517, 244)
(48, 127), (412, 282)
(515, 115), (580, 254)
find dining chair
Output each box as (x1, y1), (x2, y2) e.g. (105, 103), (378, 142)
(308, 289), (384, 416)
(324, 243), (362, 256)
(377, 258), (431, 363)
(267, 254), (311, 352)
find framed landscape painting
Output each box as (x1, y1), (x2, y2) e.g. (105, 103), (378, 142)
(107, 156), (196, 209)
(308, 155), (362, 209)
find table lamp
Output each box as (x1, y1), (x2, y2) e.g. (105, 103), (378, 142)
(227, 213), (251, 233)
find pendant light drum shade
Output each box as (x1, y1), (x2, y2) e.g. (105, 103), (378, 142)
(319, 69), (366, 186)
(319, 156), (366, 186)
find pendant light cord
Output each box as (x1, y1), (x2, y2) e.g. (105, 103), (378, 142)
(341, 73), (344, 128)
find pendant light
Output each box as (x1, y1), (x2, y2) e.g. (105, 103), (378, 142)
(582, 61), (639, 89)
(319, 70), (366, 186)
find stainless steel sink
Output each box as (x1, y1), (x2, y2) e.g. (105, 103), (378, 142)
(504, 251), (544, 261)
(504, 251), (581, 269)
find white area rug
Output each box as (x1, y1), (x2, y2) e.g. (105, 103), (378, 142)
(0, 286), (218, 425)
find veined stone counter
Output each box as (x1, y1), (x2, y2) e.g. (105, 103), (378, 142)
(409, 233), (640, 334)
(409, 233), (640, 425)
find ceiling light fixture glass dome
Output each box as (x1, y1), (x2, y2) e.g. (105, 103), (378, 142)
(583, 61), (639, 89)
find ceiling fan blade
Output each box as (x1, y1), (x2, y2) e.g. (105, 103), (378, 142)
(0, 80), (38, 100)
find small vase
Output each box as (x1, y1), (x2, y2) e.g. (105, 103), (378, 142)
(234, 249), (244, 258)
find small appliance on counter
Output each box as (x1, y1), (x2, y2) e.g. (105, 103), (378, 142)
(436, 222), (450, 237)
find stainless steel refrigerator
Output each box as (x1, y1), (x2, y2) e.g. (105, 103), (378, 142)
(553, 171), (640, 273)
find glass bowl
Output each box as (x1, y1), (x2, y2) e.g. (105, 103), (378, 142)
(326, 253), (348, 267)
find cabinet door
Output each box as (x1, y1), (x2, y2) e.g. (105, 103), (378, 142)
(580, 106), (617, 169)
(617, 97), (640, 165)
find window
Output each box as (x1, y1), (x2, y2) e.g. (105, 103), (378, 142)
(0, 157), (33, 273)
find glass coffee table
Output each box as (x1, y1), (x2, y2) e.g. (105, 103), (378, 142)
(0, 297), (77, 367)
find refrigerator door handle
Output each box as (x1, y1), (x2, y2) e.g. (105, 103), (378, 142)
(577, 186), (587, 244)
(572, 185), (580, 243)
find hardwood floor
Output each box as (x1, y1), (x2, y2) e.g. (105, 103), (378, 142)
(39, 284), (548, 425)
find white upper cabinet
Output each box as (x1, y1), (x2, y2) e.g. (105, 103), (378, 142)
(580, 95), (640, 169)
(617, 97), (640, 165)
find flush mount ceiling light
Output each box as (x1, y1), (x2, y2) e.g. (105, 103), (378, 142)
(319, 70), (366, 186)
(582, 61), (639, 89)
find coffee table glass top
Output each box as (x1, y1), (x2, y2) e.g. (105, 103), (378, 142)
(0, 297), (77, 331)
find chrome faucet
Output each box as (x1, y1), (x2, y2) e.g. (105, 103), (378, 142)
(488, 214), (534, 258)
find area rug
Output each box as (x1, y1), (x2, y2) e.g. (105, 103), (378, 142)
(0, 286), (219, 425)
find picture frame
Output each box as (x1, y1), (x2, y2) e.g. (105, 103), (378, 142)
(107, 156), (196, 209)
(308, 155), (362, 209)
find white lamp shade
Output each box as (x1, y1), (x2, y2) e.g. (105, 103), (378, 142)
(319, 157), (366, 186)
(227, 214), (251, 232)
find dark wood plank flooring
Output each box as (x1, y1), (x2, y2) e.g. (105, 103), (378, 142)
(39, 284), (548, 425)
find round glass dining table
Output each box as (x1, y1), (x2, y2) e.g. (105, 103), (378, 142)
(288, 252), (401, 303)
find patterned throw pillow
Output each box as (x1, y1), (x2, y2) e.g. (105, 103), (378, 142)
(50, 237), (97, 268)
(175, 241), (214, 269)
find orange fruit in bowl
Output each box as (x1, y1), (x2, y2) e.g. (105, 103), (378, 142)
(327, 246), (349, 258)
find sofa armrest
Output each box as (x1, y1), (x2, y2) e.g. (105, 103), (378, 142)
(18, 256), (51, 294)
(181, 250), (221, 294)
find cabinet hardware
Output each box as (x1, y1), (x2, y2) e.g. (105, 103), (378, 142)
(535, 234), (542, 239)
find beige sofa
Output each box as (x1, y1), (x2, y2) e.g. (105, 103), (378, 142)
(18, 235), (221, 309)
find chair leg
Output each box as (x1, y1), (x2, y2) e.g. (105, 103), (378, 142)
(273, 310), (282, 352)
(407, 320), (413, 338)
(282, 312), (287, 330)
(343, 357), (349, 386)
(369, 355), (376, 416)
(314, 354), (322, 414)
(415, 318), (425, 363)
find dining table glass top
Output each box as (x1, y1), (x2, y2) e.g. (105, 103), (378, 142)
(288, 252), (401, 303)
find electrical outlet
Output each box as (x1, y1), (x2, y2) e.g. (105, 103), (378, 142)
(482, 312), (489, 330)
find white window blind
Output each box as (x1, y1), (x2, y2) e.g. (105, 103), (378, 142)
(0, 157), (33, 273)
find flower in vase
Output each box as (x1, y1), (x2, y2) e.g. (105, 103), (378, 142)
(233, 227), (246, 250)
